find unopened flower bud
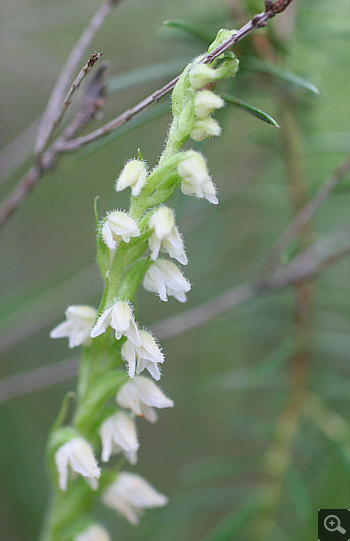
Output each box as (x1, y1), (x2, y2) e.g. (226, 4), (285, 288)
(178, 153), (218, 205)
(194, 90), (224, 119)
(189, 64), (217, 89)
(115, 160), (147, 196)
(190, 116), (221, 142)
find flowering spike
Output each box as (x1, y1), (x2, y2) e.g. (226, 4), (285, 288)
(102, 472), (168, 525)
(143, 259), (191, 303)
(50, 305), (97, 348)
(178, 152), (218, 204)
(100, 411), (139, 464)
(102, 211), (140, 249)
(54, 437), (100, 491)
(115, 159), (147, 196)
(149, 207), (187, 265)
(116, 376), (174, 423)
(122, 330), (164, 380)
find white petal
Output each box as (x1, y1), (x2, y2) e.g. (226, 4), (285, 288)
(194, 90), (224, 119)
(133, 376), (174, 410)
(102, 220), (116, 250)
(121, 340), (137, 378)
(90, 307), (112, 338)
(114, 472), (168, 509)
(75, 524), (111, 541)
(139, 330), (164, 364)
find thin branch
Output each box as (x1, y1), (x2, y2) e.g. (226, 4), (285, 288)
(264, 155), (350, 270)
(44, 51), (103, 148)
(0, 0), (294, 229)
(34, 0), (119, 157)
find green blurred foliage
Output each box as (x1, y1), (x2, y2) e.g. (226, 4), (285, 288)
(1, 0), (349, 540)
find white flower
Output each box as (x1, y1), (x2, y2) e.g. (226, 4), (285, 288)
(143, 259), (191, 303)
(149, 207), (187, 265)
(102, 471), (168, 525)
(122, 330), (164, 381)
(50, 305), (97, 348)
(100, 411), (139, 464)
(194, 90), (224, 119)
(90, 300), (140, 344)
(75, 524), (111, 541)
(115, 160), (147, 196)
(102, 211), (140, 250)
(54, 437), (100, 491)
(116, 376), (174, 423)
(189, 64), (217, 89)
(178, 152), (218, 205)
(190, 116), (221, 142)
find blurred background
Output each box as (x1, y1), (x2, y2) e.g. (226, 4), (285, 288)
(1, 0), (349, 540)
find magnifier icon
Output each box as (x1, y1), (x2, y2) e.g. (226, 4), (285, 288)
(324, 514), (346, 534)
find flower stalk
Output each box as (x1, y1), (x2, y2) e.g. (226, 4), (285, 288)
(43, 30), (239, 541)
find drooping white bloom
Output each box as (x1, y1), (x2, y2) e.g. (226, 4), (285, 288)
(115, 159), (147, 196)
(116, 376), (174, 423)
(54, 437), (100, 491)
(148, 207), (187, 265)
(194, 90), (224, 119)
(178, 152), (218, 205)
(50, 305), (97, 348)
(143, 259), (191, 303)
(90, 300), (140, 344)
(189, 64), (217, 90)
(102, 211), (140, 250)
(190, 116), (221, 142)
(102, 471), (168, 525)
(100, 411), (139, 464)
(75, 524), (111, 541)
(121, 330), (164, 381)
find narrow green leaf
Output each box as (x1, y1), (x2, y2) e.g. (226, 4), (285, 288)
(202, 496), (261, 541)
(163, 20), (214, 44)
(222, 93), (280, 127)
(285, 468), (312, 521)
(247, 58), (320, 95)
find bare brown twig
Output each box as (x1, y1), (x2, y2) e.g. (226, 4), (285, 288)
(0, 0), (294, 229)
(34, 0), (119, 157)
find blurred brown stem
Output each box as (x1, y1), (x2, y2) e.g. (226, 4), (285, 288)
(0, 0), (294, 229)
(251, 101), (313, 540)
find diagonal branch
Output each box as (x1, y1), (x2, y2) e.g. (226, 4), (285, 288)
(264, 155), (350, 270)
(35, 0), (121, 157)
(0, 0), (294, 229)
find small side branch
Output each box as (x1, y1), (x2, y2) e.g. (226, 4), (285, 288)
(35, 0), (119, 157)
